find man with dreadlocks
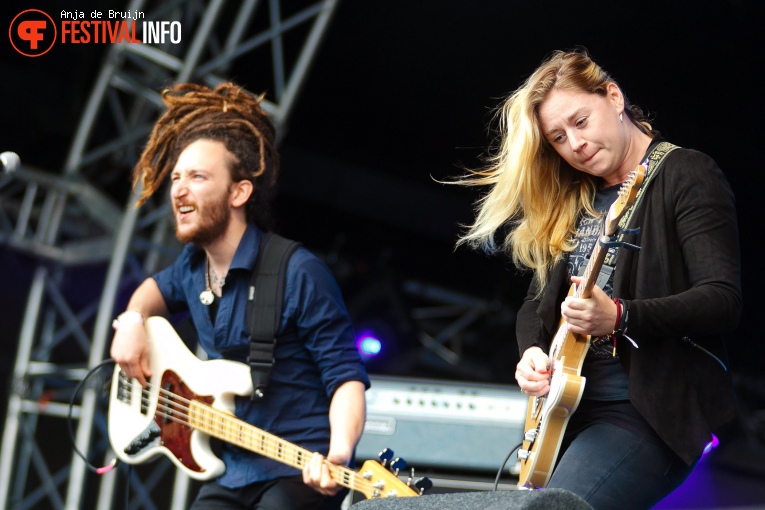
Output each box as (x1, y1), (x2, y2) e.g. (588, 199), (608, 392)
(110, 82), (370, 509)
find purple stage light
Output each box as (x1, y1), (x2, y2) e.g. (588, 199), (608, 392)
(356, 331), (382, 357)
(702, 433), (720, 455)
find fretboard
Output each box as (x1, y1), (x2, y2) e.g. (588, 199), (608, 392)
(576, 234), (609, 299)
(187, 400), (359, 490)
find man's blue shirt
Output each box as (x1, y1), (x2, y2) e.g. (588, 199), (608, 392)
(153, 224), (370, 487)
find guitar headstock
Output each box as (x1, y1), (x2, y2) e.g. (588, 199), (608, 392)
(355, 448), (431, 499)
(604, 164), (646, 235)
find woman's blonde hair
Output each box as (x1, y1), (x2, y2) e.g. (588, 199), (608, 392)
(458, 50), (650, 291)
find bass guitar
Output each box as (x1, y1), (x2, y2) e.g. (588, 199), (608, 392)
(517, 165), (646, 488)
(108, 316), (427, 499)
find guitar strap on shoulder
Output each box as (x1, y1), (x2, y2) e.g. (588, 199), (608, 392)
(617, 141), (679, 230)
(603, 141), (679, 268)
(245, 232), (301, 400)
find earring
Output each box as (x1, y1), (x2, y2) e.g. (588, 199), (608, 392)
(619, 112), (623, 122)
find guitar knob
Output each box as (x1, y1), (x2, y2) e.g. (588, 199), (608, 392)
(378, 448), (394, 466)
(524, 429), (538, 442)
(518, 449), (530, 460)
(390, 457), (407, 474)
(414, 477), (432, 494)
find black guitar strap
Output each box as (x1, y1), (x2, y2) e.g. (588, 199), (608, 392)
(245, 232), (301, 399)
(617, 141), (679, 230)
(603, 141), (679, 267)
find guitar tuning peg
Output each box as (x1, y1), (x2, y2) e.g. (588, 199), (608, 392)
(414, 477), (433, 494)
(390, 457), (407, 475)
(378, 448), (394, 466)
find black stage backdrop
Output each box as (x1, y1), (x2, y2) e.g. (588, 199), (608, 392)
(1, 0), (763, 496)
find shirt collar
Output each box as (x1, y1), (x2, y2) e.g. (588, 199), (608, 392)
(183, 223), (263, 272)
(229, 223), (263, 272)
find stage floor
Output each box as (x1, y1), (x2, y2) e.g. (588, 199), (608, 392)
(653, 450), (765, 509)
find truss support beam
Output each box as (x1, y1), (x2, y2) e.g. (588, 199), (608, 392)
(0, 1), (341, 508)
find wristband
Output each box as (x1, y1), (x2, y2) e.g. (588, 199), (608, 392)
(612, 298), (622, 335)
(112, 310), (144, 330)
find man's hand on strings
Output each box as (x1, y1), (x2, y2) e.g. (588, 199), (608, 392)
(302, 452), (345, 496)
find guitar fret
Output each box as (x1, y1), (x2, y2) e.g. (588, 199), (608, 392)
(579, 244), (602, 296)
(187, 403), (305, 472)
(186, 400), (410, 494)
(292, 447), (302, 467)
(190, 404), (200, 426)
(220, 415), (228, 441)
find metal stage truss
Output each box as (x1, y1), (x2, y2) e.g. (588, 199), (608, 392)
(0, 0), (340, 508)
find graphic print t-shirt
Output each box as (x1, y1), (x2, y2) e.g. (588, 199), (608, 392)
(567, 183), (629, 400)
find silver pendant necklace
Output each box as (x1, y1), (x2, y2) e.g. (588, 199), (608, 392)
(199, 257), (215, 306)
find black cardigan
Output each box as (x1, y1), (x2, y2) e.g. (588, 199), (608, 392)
(516, 138), (742, 465)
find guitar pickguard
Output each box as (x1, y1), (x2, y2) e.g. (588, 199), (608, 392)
(117, 369), (215, 473)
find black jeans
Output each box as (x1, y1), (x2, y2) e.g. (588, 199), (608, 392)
(548, 423), (697, 510)
(190, 475), (348, 510)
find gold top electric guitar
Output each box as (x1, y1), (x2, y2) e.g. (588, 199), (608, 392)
(517, 165), (646, 489)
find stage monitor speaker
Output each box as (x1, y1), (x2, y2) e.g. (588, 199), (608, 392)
(350, 489), (593, 510)
(356, 376), (527, 473)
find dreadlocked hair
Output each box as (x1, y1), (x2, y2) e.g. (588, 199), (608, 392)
(132, 82), (279, 229)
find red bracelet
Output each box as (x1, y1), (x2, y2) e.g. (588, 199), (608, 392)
(612, 298), (622, 334)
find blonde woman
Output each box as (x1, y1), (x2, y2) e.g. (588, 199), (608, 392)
(461, 50), (741, 508)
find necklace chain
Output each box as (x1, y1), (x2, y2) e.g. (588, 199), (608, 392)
(199, 257), (215, 306)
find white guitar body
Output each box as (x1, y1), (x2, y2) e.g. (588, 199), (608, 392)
(108, 316), (254, 480)
(109, 317), (424, 498)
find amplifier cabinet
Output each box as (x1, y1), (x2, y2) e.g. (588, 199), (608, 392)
(356, 376), (527, 474)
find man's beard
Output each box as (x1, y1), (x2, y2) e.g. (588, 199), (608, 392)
(175, 196), (230, 246)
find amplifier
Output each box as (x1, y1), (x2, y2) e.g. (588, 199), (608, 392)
(355, 376), (528, 474)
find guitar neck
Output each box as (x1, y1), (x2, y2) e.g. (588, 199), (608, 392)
(187, 400), (358, 490)
(576, 235), (609, 299)
(577, 165), (646, 299)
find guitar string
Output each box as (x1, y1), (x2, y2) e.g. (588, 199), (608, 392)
(146, 384), (370, 490)
(143, 383), (374, 493)
(122, 375), (406, 496)
(576, 169), (636, 301)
